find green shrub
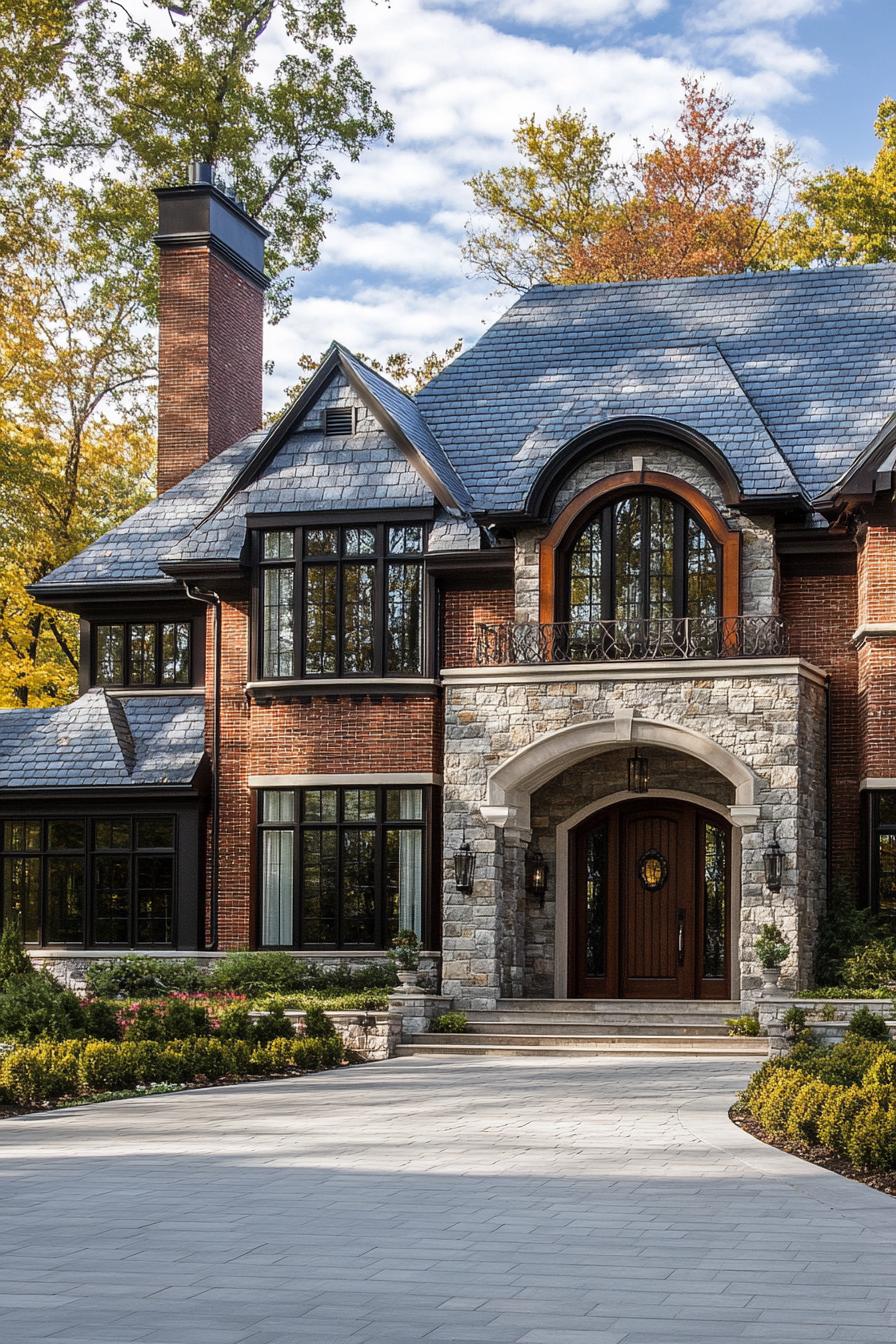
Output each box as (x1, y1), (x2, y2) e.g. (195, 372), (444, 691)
(301, 1006), (335, 1039)
(211, 952), (397, 996)
(215, 1003), (253, 1040)
(817, 1085), (864, 1153)
(253, 989), (391, 1012)
(814, 880), (880, 987)
(840, 935), (896, 994)
(751, 1068), (813, 1135)
(845, 1103), (896, 1170)
(81, 999), (121, 1041)
(124, 1002), (164, 1042)
(803, 1037), (890, 1086)
(786, 1080), (836, 1144)
(782, 1006), (808, 1033)
(249, 1005), (295, 1044)
(846, 1006), (891, 1043)
(796, 986), (894, 999)
(84, 956), (206, 998)
(0, 971), (86, 1043)
(0, 920), (33, 986)
(0, 1040), (83, 1105)
(756, 923), (789, 968)
(81, 1041), (140, 1092)
(726, 1013), (760, 1037)
(862, 1053), (896, 1088)
(161, 1000), (210, 1041)
(430, 1012), (469, 1034)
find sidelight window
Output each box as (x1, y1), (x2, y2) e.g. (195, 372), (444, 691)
(258, 522), (425, 680)
(258, 786), (429, 949)
(869, 792), (896, 916)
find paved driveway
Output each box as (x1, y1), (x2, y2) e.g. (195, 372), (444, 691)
(1, 1056), (895, 1344)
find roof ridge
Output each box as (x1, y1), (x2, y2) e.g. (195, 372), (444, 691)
(523, 262), (896, 296)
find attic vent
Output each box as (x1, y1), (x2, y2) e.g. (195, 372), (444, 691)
(322, 405), (356, 436)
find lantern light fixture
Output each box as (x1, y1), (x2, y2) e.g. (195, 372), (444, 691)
(628, 748), (649, 794)
(763, 831), (784, 893)
(528, 847), (547, 903)
(454, 835), (475, 894)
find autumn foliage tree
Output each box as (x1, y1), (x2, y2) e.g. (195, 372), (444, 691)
(464, 80), (799, 290)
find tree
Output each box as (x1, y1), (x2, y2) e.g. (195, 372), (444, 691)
(463, 81), (797, 290)
(462, 110), (616, 293)
(276, 340), (464, 412)
(570, 81), (797, 283)
(775, 98), (896, 268)
(0, 0), (393, 706)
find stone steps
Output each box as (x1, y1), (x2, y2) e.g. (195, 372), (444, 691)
(396, 1036), (766, 1058)
(462, 1019), (736, 1037)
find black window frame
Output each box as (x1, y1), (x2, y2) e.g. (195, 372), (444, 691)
(867, 791), (896, 917)
(256, 785), (437, 951)
(562, 489), (721, 625)
(253, 517), (430, 682)
(1, 814), (178, 948)
(91, 619), (194, 689)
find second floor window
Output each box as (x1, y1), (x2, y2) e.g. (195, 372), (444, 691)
(258, 523), (425, 679)
(567, 492), (719, 627)
(94, 621), (191, 688)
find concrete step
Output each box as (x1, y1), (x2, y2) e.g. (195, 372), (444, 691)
(489, 999), (742, 1016)
(397, 1038), (766, 1059)
(463, 1019), (734, 1037)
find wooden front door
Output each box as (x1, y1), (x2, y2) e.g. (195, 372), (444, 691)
(570, 799), (731, 999)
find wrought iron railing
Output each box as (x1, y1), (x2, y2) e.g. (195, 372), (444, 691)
(475, 616), (789, 666)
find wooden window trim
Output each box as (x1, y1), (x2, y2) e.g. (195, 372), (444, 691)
(538, 471), (741, 625)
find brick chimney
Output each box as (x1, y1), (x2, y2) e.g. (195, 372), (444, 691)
(155, 163), (268, 494)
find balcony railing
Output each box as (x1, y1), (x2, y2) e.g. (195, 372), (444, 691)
(475, 616), (789, 667)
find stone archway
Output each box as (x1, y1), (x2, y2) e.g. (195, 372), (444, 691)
(480, 711), (760, 835)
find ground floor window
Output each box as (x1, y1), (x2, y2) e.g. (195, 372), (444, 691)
(1, 816), (176, 947)
(869, 792), (896, 916)
(257, 785), (429, 949)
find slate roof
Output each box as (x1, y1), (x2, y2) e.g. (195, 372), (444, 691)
(30, 264), (896, 594)
(415, 264), (896, 508)
(0, 691), (206, 790)
(30, 433), (264, 593)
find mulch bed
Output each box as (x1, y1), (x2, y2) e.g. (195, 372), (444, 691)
(731, 1108), (896, 1198)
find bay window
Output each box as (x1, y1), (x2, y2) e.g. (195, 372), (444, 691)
(258, 522), (425, 679)
(258, 785), (430, 949)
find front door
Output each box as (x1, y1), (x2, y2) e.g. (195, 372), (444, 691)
(571, 799), (730, 999)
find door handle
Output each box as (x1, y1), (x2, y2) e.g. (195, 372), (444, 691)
(677, 909), (685, 966)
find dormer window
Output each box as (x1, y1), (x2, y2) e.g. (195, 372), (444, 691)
(94, 621), (192, 688)
(258, 521), (425, 680)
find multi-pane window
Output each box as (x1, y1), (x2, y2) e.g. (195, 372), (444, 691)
(567, 492), (719, 628)
(94, 621), (191, 687)
(258, 523), (425, 679)
(258, 786), (427, 949)
(870, 792), (896, 916)
(1, 816), (176, 946)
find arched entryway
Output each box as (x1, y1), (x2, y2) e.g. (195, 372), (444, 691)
(569, 798), (732, 999)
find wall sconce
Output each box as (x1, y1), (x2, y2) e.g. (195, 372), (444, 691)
(454, 838), (475, 894)
(628, 748), (649, 794)
(763, 832), (784, 893)
(527, 847), (547, 903)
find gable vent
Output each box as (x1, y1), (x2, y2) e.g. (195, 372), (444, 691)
(322, 405), (356, 436)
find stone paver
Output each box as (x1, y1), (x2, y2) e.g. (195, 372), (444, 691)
(1, 1056), (895, 1343)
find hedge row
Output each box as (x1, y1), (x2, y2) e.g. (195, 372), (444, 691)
(0, 1034), (343, 1108)
(742, 1040), (896, 1171)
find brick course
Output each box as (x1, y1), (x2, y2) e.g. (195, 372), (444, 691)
(441, 583), (514, 668)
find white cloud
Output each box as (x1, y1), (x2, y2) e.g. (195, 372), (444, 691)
(447, 0), (669, 31)
(693, 0), (836, 33)
(317, 219), (462, 279)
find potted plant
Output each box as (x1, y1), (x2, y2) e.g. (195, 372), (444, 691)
(389, 929), (421, 991)
(755, 922), (789, 992)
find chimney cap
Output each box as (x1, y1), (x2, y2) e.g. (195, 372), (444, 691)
(189, 160), (214, 186)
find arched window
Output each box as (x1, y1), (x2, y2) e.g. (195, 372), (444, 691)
(566, 492), (719, 627)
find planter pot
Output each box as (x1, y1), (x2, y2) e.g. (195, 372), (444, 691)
(396, 970), (419, 992)
(760, 964), (783, 996)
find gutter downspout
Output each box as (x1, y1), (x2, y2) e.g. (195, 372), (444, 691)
(184, 583), (222, 951)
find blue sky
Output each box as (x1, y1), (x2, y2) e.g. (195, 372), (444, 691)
(263, 0), (895, 407)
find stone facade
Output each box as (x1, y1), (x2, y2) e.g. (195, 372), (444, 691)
(440, 662), (827, 1009)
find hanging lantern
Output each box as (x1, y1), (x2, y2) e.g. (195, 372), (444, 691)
(763, 833), (784, 893)
(454, 839), (475, 894)
(527, 847), (547, 903)
(628, 748), (649, 794)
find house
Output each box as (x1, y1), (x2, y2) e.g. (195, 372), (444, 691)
(2, 164), (896, 1009)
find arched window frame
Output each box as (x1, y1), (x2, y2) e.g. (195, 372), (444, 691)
(538, 471), (741, 626)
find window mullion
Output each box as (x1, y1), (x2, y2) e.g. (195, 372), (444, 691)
(376, 524), (386, 677)
(600, 507), (612, 622)
(673, 503), (686, 620)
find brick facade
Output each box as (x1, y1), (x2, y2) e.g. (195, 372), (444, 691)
(780, 552), (860, 893)
(856, 514), (896, 780)
(157, 248), (264, 493)
(440, 583), (514, 668)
